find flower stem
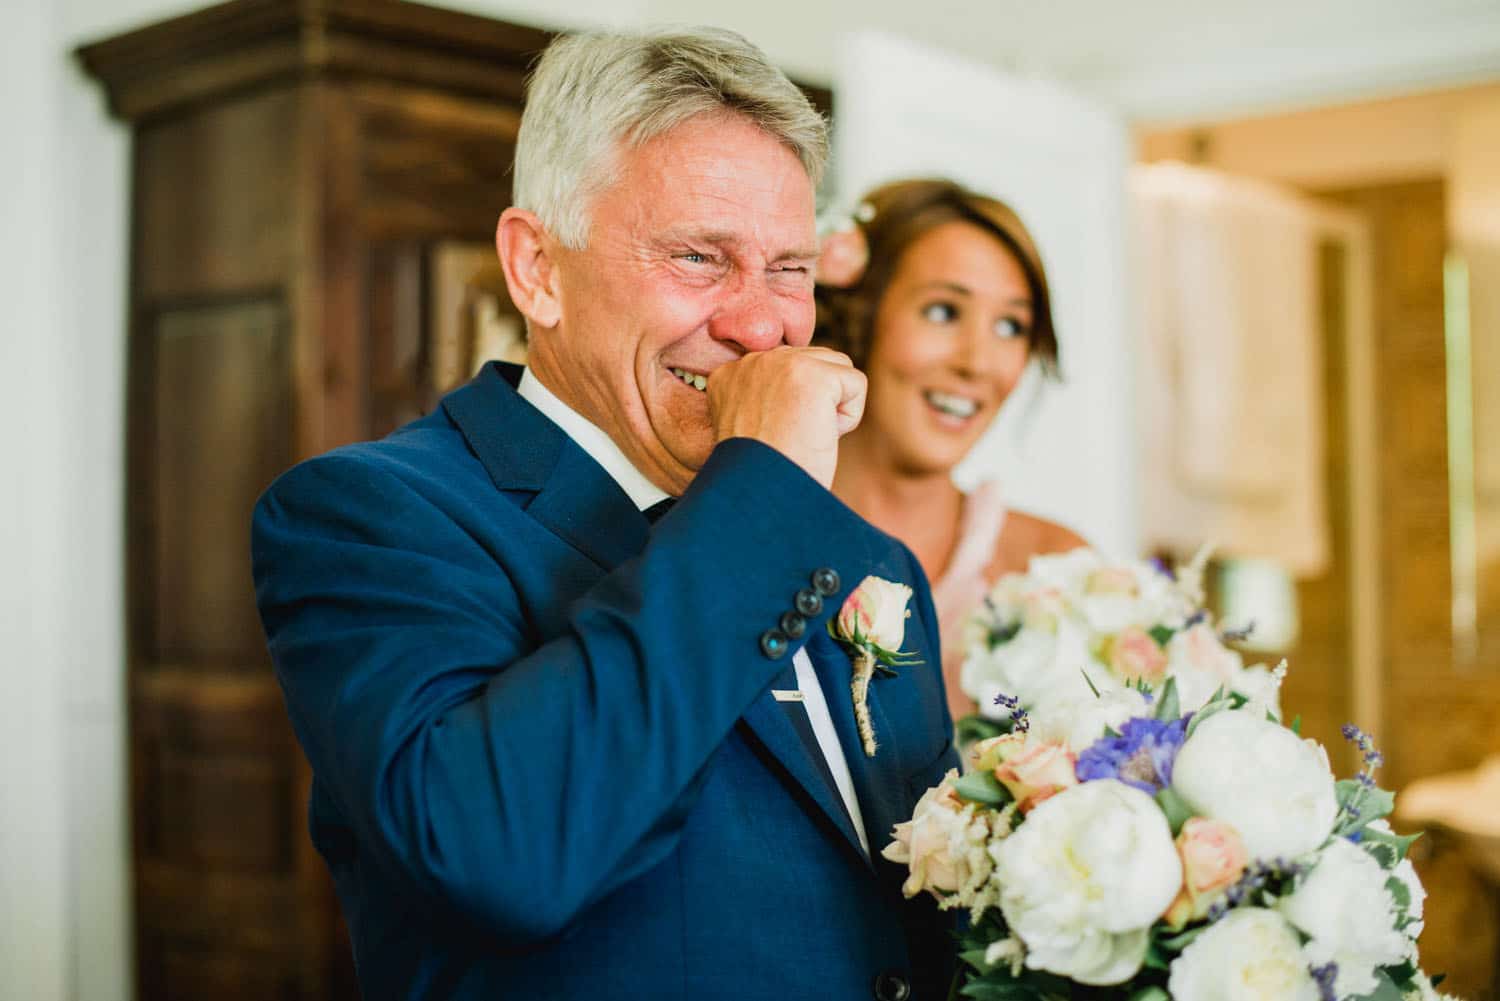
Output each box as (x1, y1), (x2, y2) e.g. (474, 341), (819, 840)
(851, 648), (878, 756)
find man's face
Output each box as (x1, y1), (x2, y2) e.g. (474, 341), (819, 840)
(537, 112), (819, 494)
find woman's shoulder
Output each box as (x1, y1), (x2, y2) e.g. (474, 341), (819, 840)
(986, 509), (1088, 578)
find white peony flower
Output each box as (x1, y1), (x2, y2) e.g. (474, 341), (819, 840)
(1028, 684), (1151, 753)
(992, 779), (1181, 985)
(1165, 623), (1243, 711)
(1167, 907), (1320, 1001)
(962, 618), (1094, 713)
(1171, 710), (1338, 862)
(1278, 838), (1411, 998)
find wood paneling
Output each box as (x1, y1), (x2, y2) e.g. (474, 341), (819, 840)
(1319, 179), (1500, 1001)
(151, 298), (289, 661)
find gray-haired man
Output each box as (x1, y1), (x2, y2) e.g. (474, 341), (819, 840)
(253, 26), (958, 1000)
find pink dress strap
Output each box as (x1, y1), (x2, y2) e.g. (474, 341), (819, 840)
(932, 482), (1009, 700)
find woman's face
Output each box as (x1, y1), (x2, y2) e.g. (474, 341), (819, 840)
(862, 220), (1034, 475)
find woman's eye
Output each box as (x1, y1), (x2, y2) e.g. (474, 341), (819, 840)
(995, 317), (1026, 339)
(678, 253), (708, 265)
(921, 302), (958, 323)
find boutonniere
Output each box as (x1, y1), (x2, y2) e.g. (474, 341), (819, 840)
(830, 576), (922, 756)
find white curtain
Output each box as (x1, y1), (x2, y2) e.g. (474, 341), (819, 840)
(1131, 162), (1329, 575)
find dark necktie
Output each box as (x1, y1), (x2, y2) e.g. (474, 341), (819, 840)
(643, 497), (676, 523)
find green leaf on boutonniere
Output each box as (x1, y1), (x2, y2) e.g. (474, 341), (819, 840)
(1148, 625), (1175, 648)
(954, 770), (1012, 806)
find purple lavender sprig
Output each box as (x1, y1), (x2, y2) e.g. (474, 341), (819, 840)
(1204, 857), (1311, 921)
(992, 692), (1030, 733)
(1310, 963), (1339, 1001)
(1220, 620), (1257, 643)
(1341, 723), (1385, 787)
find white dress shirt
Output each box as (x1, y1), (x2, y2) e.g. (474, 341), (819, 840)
(517, 369), (870, 855)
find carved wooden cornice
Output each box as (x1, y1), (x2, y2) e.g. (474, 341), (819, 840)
(76, 0), (555, 122)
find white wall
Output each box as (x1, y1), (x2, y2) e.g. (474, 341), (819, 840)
(16, 2), (1500, 999)
(3, 2), (132, 999)
(2, 4), (72, 997)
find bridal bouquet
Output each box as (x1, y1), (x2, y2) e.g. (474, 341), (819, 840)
(957, 548), (1280, 744)
(885, 676), (1454, 1000)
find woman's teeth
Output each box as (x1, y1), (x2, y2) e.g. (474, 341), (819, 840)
(671, 367), (708, 392)
(924, 389), (978, 419)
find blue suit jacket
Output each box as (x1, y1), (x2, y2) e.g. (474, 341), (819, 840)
(252, 363), (959, 1000)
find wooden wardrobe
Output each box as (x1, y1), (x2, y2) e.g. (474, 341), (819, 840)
(79, 2), (546, 996)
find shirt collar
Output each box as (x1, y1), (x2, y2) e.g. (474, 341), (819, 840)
(517, 368), (670, 512)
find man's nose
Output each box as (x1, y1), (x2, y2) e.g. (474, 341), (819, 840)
(708, 280), (782, 353)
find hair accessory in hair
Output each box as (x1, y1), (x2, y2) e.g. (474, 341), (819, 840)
(814, 202), (873, 288)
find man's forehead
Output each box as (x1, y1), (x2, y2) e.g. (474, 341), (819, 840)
(608, 115), (816, 246)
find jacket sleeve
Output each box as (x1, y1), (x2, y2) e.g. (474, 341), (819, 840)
(252, 436), (901, 943)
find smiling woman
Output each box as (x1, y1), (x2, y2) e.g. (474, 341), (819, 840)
(816, 178), (1085, 721)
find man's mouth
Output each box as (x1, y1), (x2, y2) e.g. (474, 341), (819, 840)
(923, 389), (979, 420)
(670, 367), (708, 392)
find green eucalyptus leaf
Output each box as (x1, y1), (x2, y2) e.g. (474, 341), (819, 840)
(1184, 695), (1235, 739)
(1129, 988), (1171, 1001)
(1359, 969), (1407, 1001)
(1334, 779), (1396, 836)
(1154, 676), (1181, 722)
(1385, 876), (1412, 911)
(1362, 824), (1422, 864)
(1155, 786), (1196, 836)
(955, 770), (1012, 806)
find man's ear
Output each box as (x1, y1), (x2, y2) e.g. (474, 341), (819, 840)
(496, 207), (562, 330)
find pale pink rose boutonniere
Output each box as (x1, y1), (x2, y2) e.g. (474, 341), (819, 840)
(830, 575), (921, 756)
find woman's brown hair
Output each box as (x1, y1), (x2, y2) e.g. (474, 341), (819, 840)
(814, 178), (1059, 376)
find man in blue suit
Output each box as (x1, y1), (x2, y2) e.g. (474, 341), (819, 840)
(252, 26), (958, 1001)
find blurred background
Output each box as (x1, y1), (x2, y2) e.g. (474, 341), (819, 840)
(2, 0), (1497, 998)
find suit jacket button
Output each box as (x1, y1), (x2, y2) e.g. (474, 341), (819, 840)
(811, 567), (840, 596)
(759, 629), (789, 659)
(794, 588), (823, 617)
(872, 971), (910, 1001)
(779, 611), (806, 640)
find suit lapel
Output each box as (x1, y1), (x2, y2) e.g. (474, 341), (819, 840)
(442, 363), (647, 572)
(738, 685), (871, 869)
(804, 629), (910, 860)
